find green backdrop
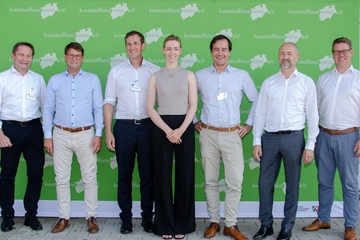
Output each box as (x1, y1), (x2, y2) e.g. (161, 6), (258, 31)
(0, 0), (359, 217)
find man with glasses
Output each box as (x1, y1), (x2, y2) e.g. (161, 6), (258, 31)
(0, 42), (46, 232)
(303, 37), (359, 240)
(103, 31), (160, 234)
(43, 42), (104, 234)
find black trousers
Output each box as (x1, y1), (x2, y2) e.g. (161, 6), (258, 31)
(114, 119), (154, 220)
(0, 120), (45, 218)
(153, 115), (195, 235)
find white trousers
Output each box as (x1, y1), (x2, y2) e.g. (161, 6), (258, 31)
(199, 128), (244, 227)
(53, 127), (98, 220)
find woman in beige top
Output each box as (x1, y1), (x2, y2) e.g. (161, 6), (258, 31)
(146, 35), (197, 239)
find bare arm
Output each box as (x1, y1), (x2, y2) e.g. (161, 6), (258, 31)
(146, 74), (173, 137)
(104, 103), (115, 152)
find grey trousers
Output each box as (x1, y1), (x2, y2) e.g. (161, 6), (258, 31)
(258, 130), (305, 229)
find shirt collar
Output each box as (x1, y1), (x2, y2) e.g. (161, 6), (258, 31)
(126, 57), (147, 68)
(277, 68), (299, 79)
(64, 68), (83, 77)
(332, 65), (355, 75)
(10, 65), (32, 76)
(210, 63), (232, 73)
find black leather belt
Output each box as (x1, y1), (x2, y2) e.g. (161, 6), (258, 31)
(117, 118), (151, 125)
(267, 130), (299, 134)
(2, 118), (40, 127)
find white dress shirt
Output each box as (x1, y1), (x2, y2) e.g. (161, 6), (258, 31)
(104, 58), (160, 120)
(317, 65), (360, 130)
(196, 64), (258, 127)
(0, 65), (46, 128)
(253, 69), (319, 150)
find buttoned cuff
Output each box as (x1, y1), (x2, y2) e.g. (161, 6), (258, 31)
(305, 141), (315, 151)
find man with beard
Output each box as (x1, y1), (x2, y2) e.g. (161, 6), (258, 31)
(252, 42), (319, 240)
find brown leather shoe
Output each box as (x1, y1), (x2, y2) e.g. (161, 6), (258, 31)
(51, 218), (70, 233)
(87, 217), (99, 233)
(302, 219), (330, 231)
(203, 222), (220, 238)
(344, 227), (357, 240)
(223, 225), (248, 240)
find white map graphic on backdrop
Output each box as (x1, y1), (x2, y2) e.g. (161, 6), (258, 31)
(40, 53), (57, 69)
(285, 30), (302, 43)
(319, 5), (336, 21)
(216, 29), (233, 38)
(75, 28), (93, 43)
(250, 54), (267, 70)
(181, 4), (198, 19)
(109, 156), (117, 169)
(250, 4), (268, 20)
(44, 154), (53, 168)
(248, 158), (260, 170)
(319, 55), (334, 71)
(111, 3), (129, 19)
(145, 28), (163, 44)
(41, 3), (58, 19)
(110, 53), (127, 68)
(75, 180), (85, 193)
(180, 54), (198, 69)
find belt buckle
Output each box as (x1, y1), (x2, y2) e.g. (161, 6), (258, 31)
(134, 119), (141, 125)
(20, 122), (26, 127)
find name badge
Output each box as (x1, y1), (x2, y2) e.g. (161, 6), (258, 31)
(217, 91), (228, 101)
(27, 88), (36, 100)
(131, 84), (141, 92)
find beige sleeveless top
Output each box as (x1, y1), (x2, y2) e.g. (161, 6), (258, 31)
(154, 66), (189, 115)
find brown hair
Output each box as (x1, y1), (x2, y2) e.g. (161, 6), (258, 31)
(12, 42), (35, 56)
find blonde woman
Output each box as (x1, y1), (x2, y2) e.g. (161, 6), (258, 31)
(146, 35), (197, 239)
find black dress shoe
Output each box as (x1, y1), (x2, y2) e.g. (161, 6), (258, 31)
(24, 216), (43, 231)
(1, 217), (15, 232)
(276, 227), (292, 240)
(120, 219), (133, 234)
(141, 218), (154, 233)
(253, 225), (274, 239)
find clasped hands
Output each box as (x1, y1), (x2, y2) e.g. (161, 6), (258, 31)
(166, 128), (183, 144)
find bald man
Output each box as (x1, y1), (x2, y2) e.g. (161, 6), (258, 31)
(252, 42), (319, 240)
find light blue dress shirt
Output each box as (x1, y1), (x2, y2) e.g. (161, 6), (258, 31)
(195, 64), (258, 128)
(43, 69), (104, 138)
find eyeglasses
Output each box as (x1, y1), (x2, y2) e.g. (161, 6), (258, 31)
(66, 54), (82, 59)
(332, 49), (351, 55)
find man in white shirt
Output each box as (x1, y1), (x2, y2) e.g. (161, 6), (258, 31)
(302, 37), (359, 240)
(103, 30), (160, 234)
(195, 35), (258, 240)
(0, 42), (46, 232)
(252, 42), (319, 240)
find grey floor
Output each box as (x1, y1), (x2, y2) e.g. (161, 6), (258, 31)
(0, 216), (358, 240)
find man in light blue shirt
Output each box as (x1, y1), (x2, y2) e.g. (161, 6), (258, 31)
(43, 42), (104, 234)
(195, 35), (258, 240)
